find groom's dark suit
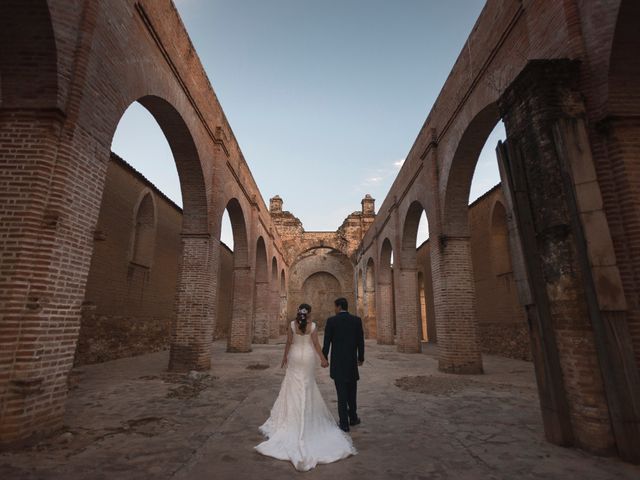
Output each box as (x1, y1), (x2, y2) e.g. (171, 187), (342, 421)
(322, 311), (365, 429)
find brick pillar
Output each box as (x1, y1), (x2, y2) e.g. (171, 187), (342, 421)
(252, 281), (270, 344)
(0, 110), (104, 446)
(227, 265), (254, 352)
(394, 267), (422, 353)
(498, 59), (631, 455)
(376, 281), (395, 344)
(430, 235), (483, 373)
(168, 234), (217, 371)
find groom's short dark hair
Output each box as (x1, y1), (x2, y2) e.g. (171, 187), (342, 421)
(334, 298), (348, 311)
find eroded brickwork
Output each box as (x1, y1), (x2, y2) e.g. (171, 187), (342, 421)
(76, 154), (234, 365)
(270, 195), (375, 325)
(416, 185), (530, 361)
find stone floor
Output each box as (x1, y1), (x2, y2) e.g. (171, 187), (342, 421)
(1, 340), (639, 480)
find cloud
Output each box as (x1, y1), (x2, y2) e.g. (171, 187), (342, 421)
(360, 158), (406, 189)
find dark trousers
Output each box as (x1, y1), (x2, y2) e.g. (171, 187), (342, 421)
(334, 380), (358, 427)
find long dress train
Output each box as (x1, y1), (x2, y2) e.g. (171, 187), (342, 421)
(255, 321), (356, 471)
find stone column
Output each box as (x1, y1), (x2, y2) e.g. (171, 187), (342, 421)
(169, 233), (218, 371)
(364, 285), (377, 339)
(394, 266), (422, 353)
(498, 59), (640, 459)
(252, 280), (270, 344)
(376, 281), (395, 344)
(0, 110), (93, 446)
(269, 279), (280, 339)
(429, 234), (483, 373)
(227, 264), (255, 352)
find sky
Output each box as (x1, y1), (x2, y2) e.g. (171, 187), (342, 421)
(111, 0), (504, 248)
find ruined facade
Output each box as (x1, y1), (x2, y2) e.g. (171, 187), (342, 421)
(269, 195), (375, 332)
(1, 0), (639, 465)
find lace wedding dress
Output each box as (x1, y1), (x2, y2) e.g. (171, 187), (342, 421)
(255, 321), (357, 471)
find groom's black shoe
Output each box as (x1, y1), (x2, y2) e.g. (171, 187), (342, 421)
(349, 417), (361, 426)
(338, 423), (350, 432)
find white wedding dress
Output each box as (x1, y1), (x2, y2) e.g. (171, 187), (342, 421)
(255, 321), (357, 471)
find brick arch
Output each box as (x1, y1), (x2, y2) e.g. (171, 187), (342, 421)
(396, 185), (435, 253)
(0, 0), (289, 447)
(224, 197), (258, 353)
(0, 0), (58, 109)
(401, 201), (428, 259)
(271, 257), (278, 283)
(442, 103), (501, 237)
(288, 237), (351, 265)
(287, 247), (354, 327)
(376, 238), (395, 344)
(290, 247), (353, 292)
(391, 200), (427, 353)
(364, 257), (377, 339)
(222, 198), (249, 265)
(268, 256), (280, 338)
(111, 95), (215, 373)
(252, 236), (270, 344)
(125, 96), (209, 235)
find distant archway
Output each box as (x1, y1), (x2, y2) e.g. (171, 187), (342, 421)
(377, 238), (395, 344)
(364, 258), (377, 339)
(253, 237), (269, 343)
(225, 198), (252, 353)
(269, 257), (279, 338)
(302, 272), (342, 330)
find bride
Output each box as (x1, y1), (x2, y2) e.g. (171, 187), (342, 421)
(255, 303), (357, 471)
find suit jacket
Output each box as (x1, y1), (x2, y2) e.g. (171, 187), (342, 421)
(322, 311), (365, 382)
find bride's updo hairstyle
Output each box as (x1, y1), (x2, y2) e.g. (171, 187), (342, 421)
(296, 303), (312, 333)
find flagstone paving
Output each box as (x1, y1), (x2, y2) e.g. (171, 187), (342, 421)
(1, 340), (639, 480)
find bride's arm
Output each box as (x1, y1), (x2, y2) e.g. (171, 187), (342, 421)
(311, 326), (329, 367)
(281, 325), (293, 368)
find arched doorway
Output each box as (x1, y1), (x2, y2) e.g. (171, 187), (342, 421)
(364, 258), (377, 339)
(287, 247), (354, 329)
(377, 238), (395, 345)
(302, 272), (342, 330)
(396, 201), (429, 353)
(252, 237), (270, 344)
(270, 257), (279, 338)
(225, 199), (252, 353)
(279, 269), (288, 333)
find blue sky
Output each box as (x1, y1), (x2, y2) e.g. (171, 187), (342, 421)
(111, 0), (504, 247)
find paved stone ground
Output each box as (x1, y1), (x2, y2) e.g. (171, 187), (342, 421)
(1, 340), (639, 480)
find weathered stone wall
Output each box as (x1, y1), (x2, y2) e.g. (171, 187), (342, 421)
(271, 195), (373, 326)
(286, 247), (355, 329)
(416, 184), (530, 361)
(270, 195), (376, 265)
(76, 154), (234, 365)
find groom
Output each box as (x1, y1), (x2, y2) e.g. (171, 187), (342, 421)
(322, 297), (365, 432)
